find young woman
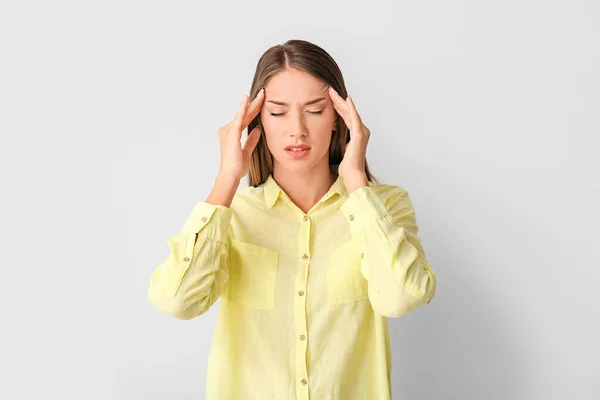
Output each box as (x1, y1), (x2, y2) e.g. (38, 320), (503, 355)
(148, 39), (437, 400)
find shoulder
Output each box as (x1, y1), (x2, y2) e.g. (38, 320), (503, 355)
(230, 182), (269, 210)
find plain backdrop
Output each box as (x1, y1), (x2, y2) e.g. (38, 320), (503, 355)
(1, 1), (598, 399)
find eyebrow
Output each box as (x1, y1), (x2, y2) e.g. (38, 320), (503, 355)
(266, 97), (327, 106)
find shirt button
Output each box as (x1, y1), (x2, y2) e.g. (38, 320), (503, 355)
(298, 290), (305, 296)
(349, 214), (355, 221)
(302, 254), (309, 261)
(299, 334), (306, 341)
(201, 217), (207, 223)
(183, 257), (190, 262)
(301, 378), (308, 385)
(360, 252), (364, 259)
(303, 215), (309, 221)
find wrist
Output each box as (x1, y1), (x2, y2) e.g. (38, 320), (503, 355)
(215, 172), (241, 186)
(206, 174), (240, 207)
(342, 173), (369, 193)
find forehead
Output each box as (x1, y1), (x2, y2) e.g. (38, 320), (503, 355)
(264, 69), (327, 101)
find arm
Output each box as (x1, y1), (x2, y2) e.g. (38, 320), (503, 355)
(340, 184), (437, 318)
(147, 175), (238, 320)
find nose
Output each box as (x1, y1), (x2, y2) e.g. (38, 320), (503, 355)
(289, 112), (308, 138)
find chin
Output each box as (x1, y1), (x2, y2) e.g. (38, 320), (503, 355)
(278, 163), (316, 175)
(278, 157), (331, 176)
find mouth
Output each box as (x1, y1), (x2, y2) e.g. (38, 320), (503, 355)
(284, 145), (311, 159)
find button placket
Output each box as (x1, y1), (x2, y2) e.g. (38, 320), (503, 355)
(294, 212), (311, 398)
(185, 214), (210, 263)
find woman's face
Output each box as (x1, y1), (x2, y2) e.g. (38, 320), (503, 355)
(259, 68), (337, 175)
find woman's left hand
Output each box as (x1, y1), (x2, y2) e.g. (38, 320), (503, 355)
(328, 86), (370, 192)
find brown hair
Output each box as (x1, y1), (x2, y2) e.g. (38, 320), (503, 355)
(246, 39), (378, 187)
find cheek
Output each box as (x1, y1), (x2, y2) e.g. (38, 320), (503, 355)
(261, 130), (284, 154)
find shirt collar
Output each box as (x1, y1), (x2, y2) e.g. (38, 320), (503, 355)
(263, 172), (349, 209)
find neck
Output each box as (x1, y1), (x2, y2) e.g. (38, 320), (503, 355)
(272, 163), (338, 214)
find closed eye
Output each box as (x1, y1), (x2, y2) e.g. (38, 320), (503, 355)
(270, 110), (324, 117)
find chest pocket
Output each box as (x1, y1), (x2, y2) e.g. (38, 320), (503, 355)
(326, 240), (369, 305)
(227, 239), (279, 309)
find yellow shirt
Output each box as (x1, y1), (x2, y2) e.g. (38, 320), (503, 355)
(148, 173), (436, 400)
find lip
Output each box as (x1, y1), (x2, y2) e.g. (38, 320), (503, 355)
(284, 145), (311, 159)
(284, 144), (311, 150)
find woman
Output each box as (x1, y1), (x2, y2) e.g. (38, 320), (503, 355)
(148, 39), (436, 400)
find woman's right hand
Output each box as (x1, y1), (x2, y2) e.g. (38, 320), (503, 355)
(217, 89), (265, 181)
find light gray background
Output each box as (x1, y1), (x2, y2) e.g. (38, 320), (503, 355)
(1, 1), (598, 399)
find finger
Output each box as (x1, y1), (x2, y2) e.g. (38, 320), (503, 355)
(242, 89), (265, 128)
(333, 107), (351, 131)
(232, 94), (250, 132)
(331, 100), (352, 130)
(346, 95), (363, 128)
(328, 87), (352, 129)
(328, 86), (350, 115)
(330, 95), (349, 121)
(242, 126), (262, 156)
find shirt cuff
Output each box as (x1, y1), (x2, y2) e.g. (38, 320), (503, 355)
(340, 185), (393, 226)
(180, 201), (233, 241)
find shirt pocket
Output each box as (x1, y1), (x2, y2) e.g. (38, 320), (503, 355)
(227, 238), (279, 310)
(326, 240), (369, 305)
